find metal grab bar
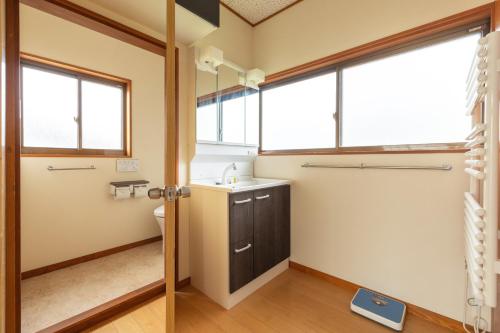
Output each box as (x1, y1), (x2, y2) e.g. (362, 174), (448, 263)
(47, 165), (96, 171)
(301, 163), (452, 171)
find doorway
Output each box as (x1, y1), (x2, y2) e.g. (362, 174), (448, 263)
(4, 0), (179, 331)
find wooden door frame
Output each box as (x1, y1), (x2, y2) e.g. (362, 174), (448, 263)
(4, 1), (181, 331)
(5, 0), (21, 331)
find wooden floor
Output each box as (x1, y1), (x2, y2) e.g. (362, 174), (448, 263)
(86, 269), (454, 333)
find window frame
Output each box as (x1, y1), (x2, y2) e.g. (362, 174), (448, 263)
(20, 53), (131, 157)
(259, 20), (490, 155)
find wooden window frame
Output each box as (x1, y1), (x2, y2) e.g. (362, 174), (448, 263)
(259, 6), (493, 156)
(20, 53), (132, 157)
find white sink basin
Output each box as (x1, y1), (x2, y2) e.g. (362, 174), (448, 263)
(190, 178), (290, 193)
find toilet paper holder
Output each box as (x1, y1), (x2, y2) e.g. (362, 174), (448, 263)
(110, 180), (150, 199)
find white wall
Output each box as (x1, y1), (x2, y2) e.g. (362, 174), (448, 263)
(252, 0), (494, 323)
(20, 5), (165, 272)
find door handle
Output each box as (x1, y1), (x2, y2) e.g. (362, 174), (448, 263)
(148, 186), (191, 201)
(255, 194), (270, 200)
(234, 243), (252, 253)
(234, 198), (252, 205)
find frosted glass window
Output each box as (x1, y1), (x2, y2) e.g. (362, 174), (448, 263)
(245, 92), (260, 146)
(261, 72), (337, 150)
(22, 67), (78, 148)
(81, 80), (123, 149)
(341, 33), (479, 147)
(222, 96), (245, 144)
(196, 103), (218, 142)
(21, 62), (128, 155)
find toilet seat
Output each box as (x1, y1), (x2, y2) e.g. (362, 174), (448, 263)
(154, 205), (164, 218)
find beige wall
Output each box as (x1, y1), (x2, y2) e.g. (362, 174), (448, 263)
(253, 0), (493, 75)
(20, 6), (173, 274)
(193, 6), (254, 70)
(252, 0), (494, 323)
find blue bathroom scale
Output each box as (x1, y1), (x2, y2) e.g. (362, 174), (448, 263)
(350, 288), (406, 331)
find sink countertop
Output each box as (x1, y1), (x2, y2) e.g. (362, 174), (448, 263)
(190, 178), (291, 193)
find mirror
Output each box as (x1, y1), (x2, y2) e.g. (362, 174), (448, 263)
(195, 64), (259, 146)
(196, 69), (218, 142)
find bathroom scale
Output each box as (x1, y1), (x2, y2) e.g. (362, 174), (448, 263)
(350, 288), (406, 331)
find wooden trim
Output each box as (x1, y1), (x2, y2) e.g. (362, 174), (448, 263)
(253, 0), (303, 26)
(5, 0), (21, 332)
(175, 277), (191, 290)
(220, 0), (304, 27)
(37, 279), (165, 333)
(264, 3), (494, 84)
(289, 261), (472, 333)
(259, 146), (468, 156)
(219, 2), (253, 26)
(21, 236), (162, 280)
(21, 52), (131, 84)
(165, 1), (176, 332)
(20, 0), (166, 56)
(175, 47), (180, 287)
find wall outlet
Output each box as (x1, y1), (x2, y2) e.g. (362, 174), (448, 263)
(116, 159), (139, 172)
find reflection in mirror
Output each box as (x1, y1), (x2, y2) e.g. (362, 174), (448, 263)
(196, 64), (260, 146)
(196, 69), (218, 142)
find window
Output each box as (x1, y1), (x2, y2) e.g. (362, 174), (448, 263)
(260, 23), (487, 153)
(341, 33), (478, 147)
(261, 72), (337, 150)
(21, 55), (130, 156)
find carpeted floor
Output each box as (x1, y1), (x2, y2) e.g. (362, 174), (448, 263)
(21, 241), (163, 333)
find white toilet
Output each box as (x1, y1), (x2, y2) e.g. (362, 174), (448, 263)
(154, 205), (165, 251)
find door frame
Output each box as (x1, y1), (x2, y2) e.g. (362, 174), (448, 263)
(4, 0), (181, 331)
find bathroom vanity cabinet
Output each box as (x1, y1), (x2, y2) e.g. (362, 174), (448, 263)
(229, 185), (290, 292)
(189, 181), (291, 309)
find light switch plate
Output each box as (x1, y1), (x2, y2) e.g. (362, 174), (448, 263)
(117, 159), (139, 172)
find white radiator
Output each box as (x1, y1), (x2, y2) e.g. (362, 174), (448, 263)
(464, 31), (499, 309)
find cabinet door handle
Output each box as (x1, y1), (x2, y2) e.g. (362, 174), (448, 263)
(255, 194), (270, 200)
(234, 243), (252, 253)
(234, 198), (252, 205)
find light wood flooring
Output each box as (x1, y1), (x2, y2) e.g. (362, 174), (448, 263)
(86, 269), (454, 333)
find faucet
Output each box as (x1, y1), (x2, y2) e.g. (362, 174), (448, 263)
(221, 163), (237, 185)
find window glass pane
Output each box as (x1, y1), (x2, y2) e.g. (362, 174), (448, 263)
(245, 91), (260, 146)
(196, 103), (218, 142)
(261, 72), (337, 150)
(341, 33), (479, 147)
(81, 80), (124, 150)
(222, 95), (245, 144)
(22, 66), (78, 148)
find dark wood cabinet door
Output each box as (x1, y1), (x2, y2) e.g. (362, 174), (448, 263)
(273, 185), (291, 263)
(229, 192), (254, 244)
(230, 239), (254, 293)
(253, 188), (275, 278)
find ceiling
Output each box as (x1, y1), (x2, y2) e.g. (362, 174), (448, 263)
(66, 0), (301, 43)
(221, 0), (300, 25)
(68, 0), (219, 44)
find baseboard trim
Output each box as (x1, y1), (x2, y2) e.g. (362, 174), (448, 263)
(289, 261), (470, 333)
(38, 279), (165, 333)
(176, 277), (191, 289)
(21, 235), (162, 280)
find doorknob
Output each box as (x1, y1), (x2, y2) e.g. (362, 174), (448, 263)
(148, 186), (191, 201)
